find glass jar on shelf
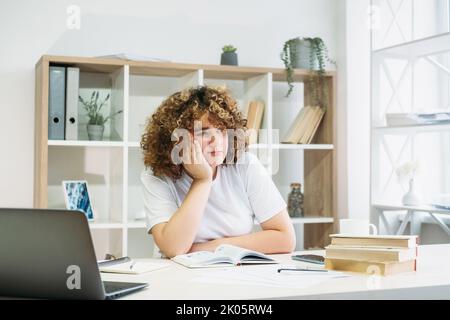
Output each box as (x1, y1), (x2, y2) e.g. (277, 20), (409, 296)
(287, 182), (304, 218)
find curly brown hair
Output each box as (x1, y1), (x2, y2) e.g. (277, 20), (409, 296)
(141, 86), (248, 180)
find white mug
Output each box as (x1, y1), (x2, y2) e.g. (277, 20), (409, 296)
(339, 219), (378, 235)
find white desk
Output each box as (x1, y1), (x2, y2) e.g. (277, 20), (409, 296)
(101, 244), (450, 299)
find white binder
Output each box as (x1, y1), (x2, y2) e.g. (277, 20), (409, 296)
(65, 67), (79, 140)
(48, 66), (66, 140)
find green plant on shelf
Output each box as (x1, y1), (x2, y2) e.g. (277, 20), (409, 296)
(281, 37), (335, 109)
(222, 44), (237, 53)
(78, 91), (123, 125)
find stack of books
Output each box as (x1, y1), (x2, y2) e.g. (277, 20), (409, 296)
(282, 106), (325, 144)
(324, 234), (419, 276)
(245, 100), (265, 145)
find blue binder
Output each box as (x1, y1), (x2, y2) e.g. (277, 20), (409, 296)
(48, 66), (66, 140)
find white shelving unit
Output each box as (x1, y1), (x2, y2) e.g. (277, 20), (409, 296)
(35, 55), (337, 258)
(372, 32), (450, 58)
(370, 2), (450, 235)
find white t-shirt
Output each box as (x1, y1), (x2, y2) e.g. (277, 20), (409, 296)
(141, 151), (287, 243)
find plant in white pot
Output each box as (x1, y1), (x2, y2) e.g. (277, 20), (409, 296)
(281, 37), (335, 107)
(396, 160), (421, 206)
(78, 91), (123, 141)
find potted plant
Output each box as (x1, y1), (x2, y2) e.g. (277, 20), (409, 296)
(78, 91), (123, 141)
(221, 45), (238, 66)
(281, 37), (335, 107)
(396, 161), (422, 206)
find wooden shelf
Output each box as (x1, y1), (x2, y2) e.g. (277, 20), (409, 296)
(40, 55), (335, 81)
(48, 140), (124, 147)
(35, 55), (337, 256)
(250, 143), (334, 150)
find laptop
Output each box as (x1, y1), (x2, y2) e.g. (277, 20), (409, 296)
(0, 208), (148, 299)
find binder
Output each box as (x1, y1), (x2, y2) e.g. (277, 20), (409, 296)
(48, 66), (66, 140)
(65, 67), (79, 140)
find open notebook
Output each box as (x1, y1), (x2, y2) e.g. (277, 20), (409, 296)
(171, 244), (278, 268)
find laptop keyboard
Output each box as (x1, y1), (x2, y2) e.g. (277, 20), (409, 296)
(103, 281), (147, 295)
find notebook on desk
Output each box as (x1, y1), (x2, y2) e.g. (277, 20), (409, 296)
(99, 259), (171, 274)
(171, 244), (278, 268)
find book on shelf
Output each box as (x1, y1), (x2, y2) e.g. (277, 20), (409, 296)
(296, 106), (315, 143)
(324, 258), (416, 276)
(329, 234), (419, 248)
(325, 234), (419, 275)
(245, 100), (265, 145)
(302, 106), (326, 144)
(282, 106), (325, 144)
(96, 53), (171, 62)
(171, 244), (277, 268)
(386, 111), (450, 127)
(282, 107), (306, 144)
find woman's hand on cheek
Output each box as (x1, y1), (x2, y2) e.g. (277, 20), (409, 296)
(182, 137), (213, 182)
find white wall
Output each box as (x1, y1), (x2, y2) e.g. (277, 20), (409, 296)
(343, 0), (371, 220)
(335, 0), (349, 221)
(0, 0), (347, 210)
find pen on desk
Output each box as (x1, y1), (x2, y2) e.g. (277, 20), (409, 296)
(98, 256), (131, 267)
(277, 268), (328, 273)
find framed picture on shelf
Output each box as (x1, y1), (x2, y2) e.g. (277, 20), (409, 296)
(62, 180), (95, 221)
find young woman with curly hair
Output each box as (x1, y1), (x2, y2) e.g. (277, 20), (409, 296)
(140, 86), (295, 258)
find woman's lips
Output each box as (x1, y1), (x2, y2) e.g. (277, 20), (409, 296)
(210, 151), (223, 156)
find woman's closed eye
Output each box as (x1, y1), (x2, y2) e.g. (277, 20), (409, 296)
(195, 128), (225, 139)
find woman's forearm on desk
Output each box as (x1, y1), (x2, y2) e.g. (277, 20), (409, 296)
(190, 230), (295, 254)
(151, 178), (212, 258)
(189, 210), (296, 254)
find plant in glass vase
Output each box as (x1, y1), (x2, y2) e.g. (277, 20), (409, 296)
(79, 91), (123, 141)
(396, 161), (421, 206)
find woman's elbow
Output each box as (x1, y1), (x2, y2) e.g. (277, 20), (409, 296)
(279, 228), (296, 253)
(162, 247), (189, 259)
(158, 242), (192, 258)
(285, 229), (297, 252)
(152, 224), (192, 258)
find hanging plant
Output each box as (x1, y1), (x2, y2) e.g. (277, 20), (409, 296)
(281, 37), (336, 108)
